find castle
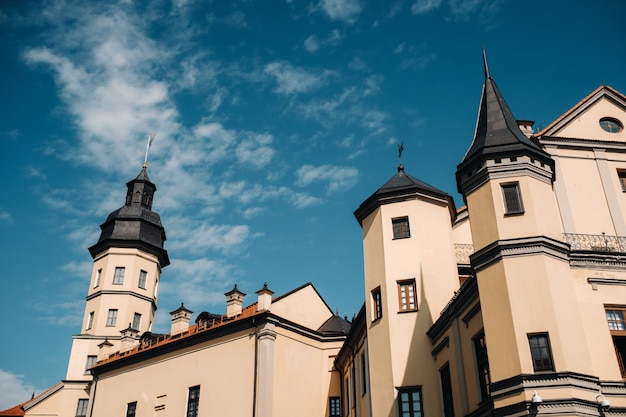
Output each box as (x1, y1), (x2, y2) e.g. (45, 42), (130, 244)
(3, 56), (626, 417)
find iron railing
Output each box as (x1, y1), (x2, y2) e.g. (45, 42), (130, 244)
(454, 244), (474, 264)
(563, 233), (626, 252)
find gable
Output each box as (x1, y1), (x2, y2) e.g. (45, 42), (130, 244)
(539, 85), (626, 142)
(271, 283), (333, 330)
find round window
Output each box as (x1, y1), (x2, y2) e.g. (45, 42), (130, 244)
(599, 117), (623, 133)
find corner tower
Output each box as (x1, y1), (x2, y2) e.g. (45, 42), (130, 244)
(455, 54), (596, 413)
(354, 163), (460, 417)
(66, 161), (169, 380)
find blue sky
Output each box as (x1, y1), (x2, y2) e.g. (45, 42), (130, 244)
(0, 0), (624, 408)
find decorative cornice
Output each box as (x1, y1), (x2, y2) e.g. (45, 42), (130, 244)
(588, 277), (626, 290)
(490, 371), (602, 397)
(86, 290), (157, 311)
(459, 160), (553, 197)
(471, 236), (570, 273)
(570, 252), (626, 270)
(427, 277), (479, 343)
(431, 336), (449, 359)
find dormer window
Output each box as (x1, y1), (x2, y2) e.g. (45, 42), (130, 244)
(600, 117), (623, 133)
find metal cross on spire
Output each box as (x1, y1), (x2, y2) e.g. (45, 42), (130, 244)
(143, 132), (156, 169)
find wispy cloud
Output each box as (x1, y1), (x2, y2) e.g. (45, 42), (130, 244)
(296, 164), (359, 193)
(0, 369), (44, 410)
(411, 0), (442, 14)
(264, 61), (330, 94)
(316, 0), (362, 24)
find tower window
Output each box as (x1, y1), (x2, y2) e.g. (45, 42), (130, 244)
(94, 269), (101, 288)
(106, 309), (118, 327)
(85, 355), (97, 373)
(138, 270), (147, 289)
(397, 279), (417, 312)
(75, 399), (88, 417)
(600, 117), (623, 133)
(113, 267), (125, 285)
(473, 332), (491, 400)
(329, 396), (340, 417)
(371, 287), (382, 322)
(397, 387), (423, 417)
(86, 312), (94, 330)
(528, 333), (555, 372)
(126, 401), (137, 417)
(132, 313), (142, 330)
(617, 170), (626, 192)
(392, 216), (411, 239)
(501, 182), (524, 214)
(440, 363), (455, 417)
(186, 385), (200, 417)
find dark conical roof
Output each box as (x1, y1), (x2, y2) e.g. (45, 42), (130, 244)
(456, 53), (554, 195)
(88, 167), (170, 267)
(354, 165), (452, 225)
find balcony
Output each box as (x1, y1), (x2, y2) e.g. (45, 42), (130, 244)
(454, 244), (474, 264)
(563, 233), (626, 253)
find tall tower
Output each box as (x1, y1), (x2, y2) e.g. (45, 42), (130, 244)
(455, 54), (595, 412)
(65, 164), (169, 380)
(354, 164), (460, 417)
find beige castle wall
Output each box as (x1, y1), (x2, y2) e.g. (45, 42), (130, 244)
(24, 382), (90, 417)
(271, 284), (333, 330)
(551, 96), (626, 141)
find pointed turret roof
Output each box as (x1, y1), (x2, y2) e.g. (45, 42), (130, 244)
(456, 52), (554, 195)
(354, 164), (453, 225)
(88, 166), (170, 267)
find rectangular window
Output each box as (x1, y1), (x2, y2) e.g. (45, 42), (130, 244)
(397, 387), (423, 417)
(392, 216), (411, 239)
(329, 396), (340, 417)
(132, 313), (142, 330)
(85, 355), (97, 373)
(113, 267), (125, 285)
(94, 269), (101, 288)
(361, 352), (367, 395)
(606, 307), (626, 377)
(75, 399), (88, 417)
(473, 332), (491, 400)
(618, 169), (626, 192)
(106, 309), (118, 327)
(344, 377), (350, 413)
(397, 279), (417, 312)
(371, 287), (382, 321)
(501, 182), (524, 214)
(528, 333), (555, 372)
(440, 363), (455, 417)
(86, 312), (94, 330)
(126, 401), (137, 417)
(186, 385), (200, 417)
(138, 270), (147, 289)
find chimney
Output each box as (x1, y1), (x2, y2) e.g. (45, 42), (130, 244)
(516, 120), (535, 137)
(225, 284), (246, 318)
(97, 338), (114, 361)
(170, 303), (193, 334)
(120, 324), (139, 352)
(256, 283), (274, 311)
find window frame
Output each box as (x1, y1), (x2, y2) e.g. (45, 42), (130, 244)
(113, 266), (125, 285)
(138, 270), (147, 289)
(126, 401), (137, 417)
(106, 309), (118, 327)
(397, 279), (417, 312)
(397, 386), (424, 417)
(86, 311), (94, 330)
(501, 182), (524, 215)
(361, 351), (367, 395)
(329, 396), (340, 417)
(186, 385), (200, 417)
(371, 287), (383, 322)
(94, 268), (101, 288)
(85, 355), (97, 373)
(440, 363), (455, 417)
(132, 312), (142, 330)
(75, 399), (88, 417)
(473, 331), (491, 401)
(392, 216), (411, 239)
(605, 306), (626, 378)
(528, 332), (555, 372)
(617, 169), (626, 193)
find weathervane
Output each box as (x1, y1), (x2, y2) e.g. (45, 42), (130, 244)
(398, 142), (404, 164)
(143, 132), (156, 168)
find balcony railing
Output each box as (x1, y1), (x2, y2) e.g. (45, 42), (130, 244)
(454, 244), (474, 264)
(563, 233), (626, 253)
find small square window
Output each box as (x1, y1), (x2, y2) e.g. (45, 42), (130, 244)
(138, 270), (147, 289)
(113, 267), (125, 285)
(392, 216), (411, 239)
(501, 182), (524, 214)
(397, 387), (423, 417)
(371, 287), (382, 321)
(397, 279), (417, 312)
(618, 170), (626, 192)
(106, 309), (118, 327)
(528, 333), (555, 372)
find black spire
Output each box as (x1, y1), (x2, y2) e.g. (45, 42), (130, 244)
(88, 166), (169, 267)
(456, 52), (554, 195)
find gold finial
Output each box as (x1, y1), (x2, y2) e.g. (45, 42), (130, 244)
(143, 132), (156, 168)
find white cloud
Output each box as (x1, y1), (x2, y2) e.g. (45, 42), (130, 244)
(304, 35), (320, 53)
(317, 0), (362, 24)
(411, 0), (442, 14)
(296, 164), (359, 193)
(236, 133), (275, 169)
(168, 221), (253, 255)
(0, 369), (42, 410)
(264, 61), (328, 94)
